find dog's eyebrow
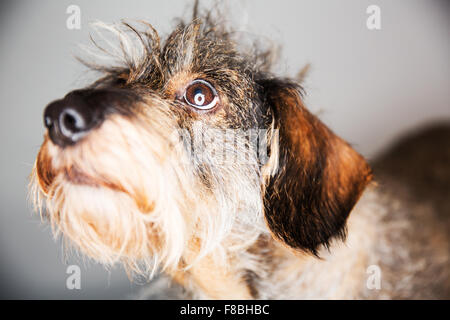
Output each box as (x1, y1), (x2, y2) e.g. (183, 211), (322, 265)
(78, 20), (164, 85)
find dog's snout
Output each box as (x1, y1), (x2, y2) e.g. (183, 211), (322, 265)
(44, 101), (91, 147)
(44, 89), (132, 147)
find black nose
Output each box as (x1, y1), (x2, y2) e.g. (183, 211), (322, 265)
(44, 89), (118, 147)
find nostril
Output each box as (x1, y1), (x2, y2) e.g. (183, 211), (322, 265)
(44, 116), (53, 129)
(60, 109), (85, 132)
(63, 112), (75, 128)
(59, 108), (88, 143)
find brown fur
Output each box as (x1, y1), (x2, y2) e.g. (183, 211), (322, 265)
(260, 79), (372, 254)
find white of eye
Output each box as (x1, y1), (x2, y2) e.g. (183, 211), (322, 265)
(194, 93), (205, 105)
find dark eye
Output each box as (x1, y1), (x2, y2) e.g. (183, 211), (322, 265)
(184, 80), (218, 110)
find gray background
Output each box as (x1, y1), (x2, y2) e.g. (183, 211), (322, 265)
(0, 0), (448, 299)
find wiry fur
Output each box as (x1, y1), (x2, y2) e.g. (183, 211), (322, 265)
(32, 98), (267, 277)
(30, 4), (449, 299)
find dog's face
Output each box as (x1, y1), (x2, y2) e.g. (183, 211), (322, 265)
(31, 18), (372, 275)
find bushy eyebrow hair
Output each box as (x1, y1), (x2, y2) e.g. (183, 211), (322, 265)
(77, 5), (275, 90)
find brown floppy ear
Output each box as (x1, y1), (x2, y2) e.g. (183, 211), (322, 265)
(259, 78), (372, 254)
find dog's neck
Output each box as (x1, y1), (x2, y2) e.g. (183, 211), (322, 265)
(166, 186), (382, 299)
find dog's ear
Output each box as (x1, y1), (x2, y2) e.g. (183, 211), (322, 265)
(259, 78), (372, 254)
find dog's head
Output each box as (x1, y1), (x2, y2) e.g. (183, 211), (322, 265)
(30, 11), (372, 275)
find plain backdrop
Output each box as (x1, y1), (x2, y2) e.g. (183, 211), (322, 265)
(0, 0), (448, 299)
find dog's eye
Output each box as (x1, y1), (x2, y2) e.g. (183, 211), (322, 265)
(184, 80), (218, 110)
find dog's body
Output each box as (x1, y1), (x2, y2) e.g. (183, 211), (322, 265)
(142, 173), (450, 300)
(30, 6), (449, 299)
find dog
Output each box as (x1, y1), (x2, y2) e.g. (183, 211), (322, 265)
(30, 5), (449, 299)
